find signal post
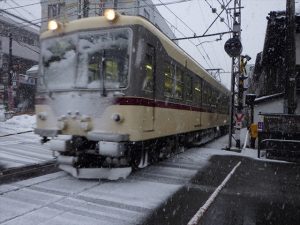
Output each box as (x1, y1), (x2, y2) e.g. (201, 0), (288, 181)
(224, 0), (244, 150)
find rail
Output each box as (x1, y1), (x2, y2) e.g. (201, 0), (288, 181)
(0, 130), (33, 137)
(0, 161), (58, 184)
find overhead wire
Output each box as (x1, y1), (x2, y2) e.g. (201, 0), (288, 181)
(0, 0), (229, 64)
(207, 0), (231, 71)
(10, 0), (37, 20)
(156, 0), (215, 69)
(3, 1), (25, 19)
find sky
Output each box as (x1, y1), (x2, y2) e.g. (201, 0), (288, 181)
(0, 0), (297, 88)
(153, 0), (288, 88)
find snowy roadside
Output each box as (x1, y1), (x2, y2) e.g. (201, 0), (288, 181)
(0, 114), (36, 136)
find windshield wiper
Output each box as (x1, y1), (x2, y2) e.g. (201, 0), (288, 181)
(100, 50), (107, 97)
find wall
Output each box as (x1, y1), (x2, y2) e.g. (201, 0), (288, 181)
(40, 0), (176, 40)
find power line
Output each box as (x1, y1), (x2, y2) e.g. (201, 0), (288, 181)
(172, 31), (233, 40)
(202, 0), (233, 36)
(2, 2), (40, 11)
(0, 9), (40, 28)
(10, 0), (37, 20)
(156, 0), (216, 69)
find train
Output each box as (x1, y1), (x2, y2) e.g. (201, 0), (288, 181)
(35, 9), (230, 180)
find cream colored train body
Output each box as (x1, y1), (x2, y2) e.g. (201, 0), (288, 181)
(35, 12), (230, 179)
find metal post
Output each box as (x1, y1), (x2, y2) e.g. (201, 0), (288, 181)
(250, 104), (254, 124)
(227, 0), (242, 150)
(228, 58), (235, 149)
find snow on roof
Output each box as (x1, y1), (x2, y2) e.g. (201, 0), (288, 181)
(1, 36), (39, 62)
(26, 65), (39, 73)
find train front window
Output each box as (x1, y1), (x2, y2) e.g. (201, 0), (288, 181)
(40, 35), (77, 90)
(76, 28), (131, 89)
(40, 28), (131, 91)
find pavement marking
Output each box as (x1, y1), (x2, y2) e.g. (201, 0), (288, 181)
(187, 161), (242, 225)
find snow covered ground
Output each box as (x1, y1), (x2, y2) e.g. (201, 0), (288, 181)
(0, 114), (53, 169)
(0, 114), (36, 135)
(0, 113), (291, 225)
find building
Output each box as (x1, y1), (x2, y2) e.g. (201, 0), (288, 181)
(16, 65), (38, 112)
(0, 12), (40, 111)
(250, 11), (300, 97)
(40, 0), (176, 40)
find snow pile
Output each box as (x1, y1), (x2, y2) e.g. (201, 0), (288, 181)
(0, 114), (36, 133)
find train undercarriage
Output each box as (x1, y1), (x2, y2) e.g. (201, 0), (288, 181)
(47, 126), (228, 180)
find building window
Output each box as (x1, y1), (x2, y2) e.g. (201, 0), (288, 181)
(99, 0), (105, 16)
(48, 3), (65, 19)
(114, 0), (118, 9)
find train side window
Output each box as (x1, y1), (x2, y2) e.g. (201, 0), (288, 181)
(202, 84), (208, 105)
(175, 68), (183, 99)
(207, 87), (212, 105)
(143, 45), (155, 92)
(185, 75), (193, 101)
(194, 79), (201, 103)
(211, 89), (217, 107)
(164, 62), (173, 97)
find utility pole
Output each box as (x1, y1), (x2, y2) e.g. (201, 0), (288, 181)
(224, 0), (243, 150)
(284, 0), (297, 114)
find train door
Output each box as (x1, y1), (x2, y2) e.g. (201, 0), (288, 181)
(142, 44), (155, 131)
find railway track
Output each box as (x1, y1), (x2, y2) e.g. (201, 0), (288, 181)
(0, 130), (34, 138)
(0, 145), (219, 225)
(0, 130), (56, 183)
(0, 161), (58, 184)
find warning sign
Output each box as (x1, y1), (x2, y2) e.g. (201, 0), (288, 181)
(235, 113), (244, 122)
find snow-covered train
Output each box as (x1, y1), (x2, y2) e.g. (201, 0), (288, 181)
(35, 10), (230, 179)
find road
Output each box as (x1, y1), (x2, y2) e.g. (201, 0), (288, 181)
(143, 154), (300, 225)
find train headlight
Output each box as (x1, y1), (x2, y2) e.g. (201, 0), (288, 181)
(112, 113), (123, 123)
(48, 20), (62, 31)
(37, 112), (47, 121)
(104, 9), (118, 22)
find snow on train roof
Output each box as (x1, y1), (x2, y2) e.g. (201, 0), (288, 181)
(41, 15), (229, 94)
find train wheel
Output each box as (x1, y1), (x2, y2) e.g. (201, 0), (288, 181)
(131, 148), (148, 169)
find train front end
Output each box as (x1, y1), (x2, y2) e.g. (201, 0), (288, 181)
(35, 11), (136, 180)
